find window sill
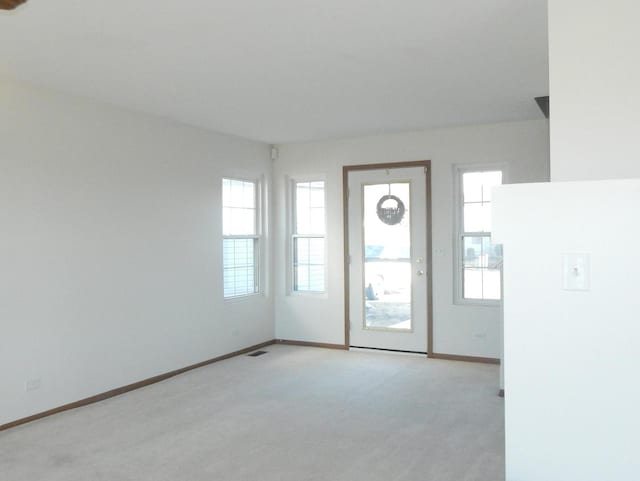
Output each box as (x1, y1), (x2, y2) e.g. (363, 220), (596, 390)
(288, 291), (328, 300)
(454, 298), (502, 308)
(224, 292), (263, 303)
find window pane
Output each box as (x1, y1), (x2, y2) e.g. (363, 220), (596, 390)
(463, 170), (503, 203)
(296, 182), (310, 234)
(295, 265), (310, 291)
(295, 264), (325, 293)
(463, 268), (483, 300)
(230, 179), (243, 206)
(295, 181), (325, 235)
(461, 170), (502, 234)
(293, 180), (325, 292)
(222, 207), (231, 235)
(297, 237), (309, 264)
(463, 236), (484, 267)
(223, 238), (257, 297)
(222, 178), (231, 205)
(463, 236), (502, 270)
(483, 237), (503, 269)
(463, 172), (484, 203)
(363, 182), (411, 330)
(296, 216), (310, 236)
(463, 203), (492, 232)
(463, 267), (501, 300)
(223, 178), (257, 236)
(224, 207), (255, 236)
(308, 265), (324, 292)
(308, 237), (324, 264)
(238, 208), (256, 235)
(310, 207), (325, 235)
(459, 169), (503, 302)
(242, 181), (255, 208)
(481, 171), (503, 202)
(294, 236), (325, 292)
(309, 181), (324, 207)
(483, 269), (501, 300)
(296, 182), (310, 205)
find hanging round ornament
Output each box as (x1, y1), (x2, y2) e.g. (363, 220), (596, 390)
(376, 194), (405, 225)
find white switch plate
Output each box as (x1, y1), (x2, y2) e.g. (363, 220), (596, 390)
(562, 253), (590, 291)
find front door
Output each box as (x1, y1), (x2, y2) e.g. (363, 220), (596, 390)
(347, 165), (430, 353)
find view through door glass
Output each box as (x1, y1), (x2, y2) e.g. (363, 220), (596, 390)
(363, 182), (412, 330)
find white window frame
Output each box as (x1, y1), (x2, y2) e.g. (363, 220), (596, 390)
(453, 163), (507, 306)
(222, 176), (263, 300)
(288, 176), (327, 296)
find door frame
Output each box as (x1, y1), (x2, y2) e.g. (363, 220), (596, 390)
(342, 160), (434, 355)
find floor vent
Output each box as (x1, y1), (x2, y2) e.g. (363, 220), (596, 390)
(247, 350), (268, 357)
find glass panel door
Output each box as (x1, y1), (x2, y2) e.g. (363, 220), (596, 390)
(363, 183), (412, 330)
(347, 166), (428, 353)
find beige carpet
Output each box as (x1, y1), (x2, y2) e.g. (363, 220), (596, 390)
(0, 345), (504, 481)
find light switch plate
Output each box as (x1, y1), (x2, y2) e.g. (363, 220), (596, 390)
(562, 253), (590, 291)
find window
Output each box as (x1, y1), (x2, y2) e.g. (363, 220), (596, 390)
(292, 180), (325, 293)
(222, 178), (260, 298)
(455, 167), (504, 302)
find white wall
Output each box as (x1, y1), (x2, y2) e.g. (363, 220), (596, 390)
(498, 1), (640, 478)
(494, 179), (640, 481)
(0, 79), (273, 425)
(273, 120), (549, 358)
(549, 0), (640, 181)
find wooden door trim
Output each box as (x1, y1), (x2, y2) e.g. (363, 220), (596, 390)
(342, 161), (433, 354)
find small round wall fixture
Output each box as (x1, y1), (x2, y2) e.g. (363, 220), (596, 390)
(376, 194), (405, 225)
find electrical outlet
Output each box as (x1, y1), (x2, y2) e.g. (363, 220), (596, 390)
(25, 378), (41, 392)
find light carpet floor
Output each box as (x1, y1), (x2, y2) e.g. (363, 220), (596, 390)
(0, 345), (504, 481)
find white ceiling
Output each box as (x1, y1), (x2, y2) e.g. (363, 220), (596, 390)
(0, 0), (548, 143)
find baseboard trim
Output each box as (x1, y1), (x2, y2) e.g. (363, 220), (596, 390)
(275, 339), (348, 350)
(0, 339), (276, 432)
(1, 341), (497, 431)
(429, 352), (500, 365)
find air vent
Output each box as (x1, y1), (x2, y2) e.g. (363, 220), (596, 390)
(247, 350), (268, 357)
(535, 96), (550, 119)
